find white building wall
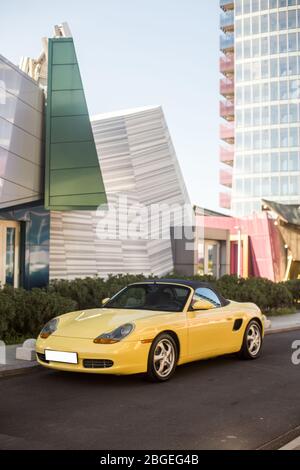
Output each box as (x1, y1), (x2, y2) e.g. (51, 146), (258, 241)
(49, 106), (190, 279)
(0, 54), (44, 208)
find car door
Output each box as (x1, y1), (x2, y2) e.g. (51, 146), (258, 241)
(187, 287), (236, 360)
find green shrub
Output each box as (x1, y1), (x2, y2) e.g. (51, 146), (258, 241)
(283, 280), (300, 304)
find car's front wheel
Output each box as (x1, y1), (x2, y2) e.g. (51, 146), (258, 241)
(147, 333), (178, 382)
(238, 320), (263, 359)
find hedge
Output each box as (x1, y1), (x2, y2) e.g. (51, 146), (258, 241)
(0, 274), (298, 342)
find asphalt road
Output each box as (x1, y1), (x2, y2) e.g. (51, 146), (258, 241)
(0, 330), (300, 450)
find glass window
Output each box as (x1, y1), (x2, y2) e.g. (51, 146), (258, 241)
(261, 60), (269, 78)
(279, 34), (287, 53)
(245, 131), (252, 149)
(262, 106), (269, 124)
(236, 42), (243, 59)
(271, 128), (279, 147)
(279, 0), (287, 8)
(244, 17), (251, 36)
(271, 82), (279, 100)
(270, 12), (278, 32)
(290, 127), (298, 147)
(262, 130), (270, 148)
(193, 288), (221, 307)
(244, 40), (251, 59)
(289, 103), (298, 122)
(271, 58), (278, 77)
(253, 107), (261, 125)
(288, 0), (297, 5)
(236, 132), (243, 150)
(252, 38), (260, 57)
(280, 80), (288, 99)
(288, 33), (297, 52)
(236, 109), (243, 127)
(271, 105), (278, 124)
(236, 19), (242, 38)
(280, 104), (289, 123)
(271, 177), (279, 195)
(280, 57), (288, 76)
(236, 0), (242, 16)
(261, 14), (269, 33)
(279, 12), (287, 30)
(253, 155), (261, 173)
(252, 16), (260, 35)
(252, 0), (260, 11)
(262, 177), (270, 196)
(253, 84), (260, 102)
(253, 130), (261, 149)
(288, 10), (297, 29)
(262, 83), (269, 101)
(289, 152), (299, 171)
(270, 0), (278, 7)
(243, 0), (251, 14)
(280, 128), (289, 147)
(271, 153), (279, 172)
(281, 176), (289, 195)
(236, 87), (243, 105)
(245, 85), (252, 103)
(253, 178), (261, 196)
(244, 178), (252, 194)
(261, 0), (269, 9)
(244, 108), (252, 126)
(236, 64), (243, 82)
(270, 35), (278, 54)
(288, 56), (297, 76)
(289, 79), (300, 99)
(261, 37), (269, 56)
(280, 152), (289, 171)
(252, 60), (261, 79)
(244, 63), (251, 81)
(290, 176), (299, 195)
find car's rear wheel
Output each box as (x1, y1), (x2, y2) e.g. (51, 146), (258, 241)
(238, 320), (262, 360)
(146, 333), (178, 382)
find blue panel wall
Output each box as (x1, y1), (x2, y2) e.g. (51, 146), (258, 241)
(0, 202), (49, 289)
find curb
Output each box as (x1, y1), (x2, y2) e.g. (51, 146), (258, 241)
(257, 425), (300, 450)
(265, 325), (300, 335)
(280, 435), (300, 450)
(0, 363), (39, 378)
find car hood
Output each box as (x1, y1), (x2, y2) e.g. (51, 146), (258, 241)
(53, 308), (169, 339)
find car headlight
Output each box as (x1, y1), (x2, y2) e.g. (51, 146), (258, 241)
(40, 318), (59, 339)
(93, 323), (135, 344)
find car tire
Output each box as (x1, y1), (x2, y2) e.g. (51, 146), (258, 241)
(146, 333), (178, 382)
(238, 320), (263, 360)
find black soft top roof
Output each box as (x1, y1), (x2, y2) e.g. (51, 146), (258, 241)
(132, 278), (229, 307)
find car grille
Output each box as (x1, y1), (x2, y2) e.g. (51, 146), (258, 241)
(36, 352), (49, 363)
(83, 359), (114, 369)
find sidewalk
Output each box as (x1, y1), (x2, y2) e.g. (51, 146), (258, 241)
(265, 312), (300, 334)
(0, 344), (37, 377)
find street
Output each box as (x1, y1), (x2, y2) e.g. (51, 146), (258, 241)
(0, 330), (300, 450)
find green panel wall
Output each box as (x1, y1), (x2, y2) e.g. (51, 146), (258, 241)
(45, 37), (107, 210)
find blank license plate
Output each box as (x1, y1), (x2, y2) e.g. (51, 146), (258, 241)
(45, 350), (78, 364)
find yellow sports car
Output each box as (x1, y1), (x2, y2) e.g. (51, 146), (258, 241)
(36, 279), (265, 382)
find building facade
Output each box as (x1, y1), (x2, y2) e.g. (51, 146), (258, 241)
(0, 25), (194, 288)
(220, 0), (300, 216)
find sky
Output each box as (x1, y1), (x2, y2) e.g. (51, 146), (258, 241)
(0, 0), (222, 212)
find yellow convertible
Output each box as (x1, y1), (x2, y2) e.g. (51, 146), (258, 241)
(36, 280), (265, 382)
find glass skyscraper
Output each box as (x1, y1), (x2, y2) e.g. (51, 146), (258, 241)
(220, 0), (300, 216)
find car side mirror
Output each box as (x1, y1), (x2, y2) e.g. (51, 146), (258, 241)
(102, 298), (110, 306)
(191, 299), (215, 311)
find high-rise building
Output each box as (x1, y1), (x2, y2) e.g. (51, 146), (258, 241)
(220, 0), (300, 216)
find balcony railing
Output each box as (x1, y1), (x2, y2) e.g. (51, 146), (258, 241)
(220, 100), (234, 120)
(220, 0), (234, 11)
(220, 123), (234, 143)
(219, 192), (232, 210)
(220, 34), (234, 53)
(220, 11), (234, 32)
(220, 146), (234, 165)
(220, 78), (234, 97)
(220, 54), (234, 75)
(220, 169), (233, 188)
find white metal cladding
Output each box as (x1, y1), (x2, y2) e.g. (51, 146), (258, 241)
(49, 106), (191, 279)
(0, 54), (44, 208)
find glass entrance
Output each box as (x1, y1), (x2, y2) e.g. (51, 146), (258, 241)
(0, 221), (20, 287)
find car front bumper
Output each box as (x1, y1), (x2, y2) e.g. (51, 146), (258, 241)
(36, 335), (151, 375)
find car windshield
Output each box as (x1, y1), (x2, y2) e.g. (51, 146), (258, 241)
(104, 284), (191, 312)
